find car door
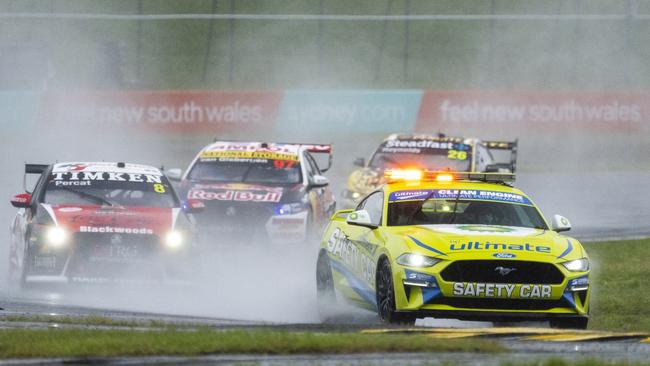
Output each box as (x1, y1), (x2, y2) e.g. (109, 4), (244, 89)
(10, 168), (48, 276)
(331, 191), (385, 310)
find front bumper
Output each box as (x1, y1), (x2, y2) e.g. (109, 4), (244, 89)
(196, 205), (310, 244)
(394, 263), (590, 320)
(25, 231), (195, 284)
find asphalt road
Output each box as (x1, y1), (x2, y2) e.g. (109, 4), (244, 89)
(1, 138), (649, 363)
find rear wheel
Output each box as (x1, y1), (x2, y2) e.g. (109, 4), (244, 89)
(376, 258), (415, 325)
(549, 317), (589, 330)
(316, 251), (339, 323)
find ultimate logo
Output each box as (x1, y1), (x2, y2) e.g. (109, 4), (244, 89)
(457, 225), (515, 233)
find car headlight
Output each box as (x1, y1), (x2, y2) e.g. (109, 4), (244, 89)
(396, 253), (440, 268)
(342, 190), (362, 200)
(275, 202), (308, 215)
(164, 230), (184, 249)
(562, 258), (589, 272)
(45, 226), (68, 248)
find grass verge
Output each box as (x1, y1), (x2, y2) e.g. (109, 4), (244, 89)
(0, 328), (501, 359)
(502, 358), (650, 366)
(0, 314), (165, 328)
(584, 238), (650, 332)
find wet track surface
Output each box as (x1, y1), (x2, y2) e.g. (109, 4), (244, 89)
(0, 171), (649, 364)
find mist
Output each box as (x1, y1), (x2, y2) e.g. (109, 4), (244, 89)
(1, 1), (649, 325)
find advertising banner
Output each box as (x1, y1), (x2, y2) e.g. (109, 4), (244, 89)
(41, 91), (283, 133)
(275, 90), (422, 135)
(416, 90), (650, 132)
(23, 89), (650, 135)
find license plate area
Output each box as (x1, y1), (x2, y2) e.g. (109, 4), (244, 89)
(89, 243), (142, 263)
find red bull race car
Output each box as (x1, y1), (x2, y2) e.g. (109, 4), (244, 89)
(9, 162), (203, 286)
(168, 141), (336, 244)
(341, 133), (518, 208)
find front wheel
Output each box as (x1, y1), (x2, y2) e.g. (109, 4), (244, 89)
(549, 317), (589, 330)
(376, 258), (415, 325)
(316, 252), (340, 323)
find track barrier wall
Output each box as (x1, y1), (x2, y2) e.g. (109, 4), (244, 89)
(20, 90), (648, 135)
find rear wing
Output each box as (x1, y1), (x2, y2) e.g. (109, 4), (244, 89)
(277, 142), (333, 173)
(481, 139), (518, 173)
(210, 139), (333, 172)
(24, 163), (49, 192)
(25, 164), (48, 174)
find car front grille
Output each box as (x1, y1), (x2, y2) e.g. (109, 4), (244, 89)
(195, 203), (274, 242)
(66, 233), (161, 279)
(428, 297), (568, 311)
(440, 260), (564, 285)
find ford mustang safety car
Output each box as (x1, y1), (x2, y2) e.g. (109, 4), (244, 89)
(168, 141), (336, 244)
(341, 133), (517, 207)
(9, 162), (203, 286)
(318, 170), (590, 329)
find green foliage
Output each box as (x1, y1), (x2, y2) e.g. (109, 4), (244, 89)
(0, 328), (501, 358)
(584, 238), (650, 332)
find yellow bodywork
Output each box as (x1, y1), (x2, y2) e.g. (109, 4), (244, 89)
(320, 180), (590, 321)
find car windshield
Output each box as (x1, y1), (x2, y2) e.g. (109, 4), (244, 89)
(369, 152), (471, 171)
(188, 160), (302, 184)
(43, 173), (177, 208)
(387, 199), (548, 229)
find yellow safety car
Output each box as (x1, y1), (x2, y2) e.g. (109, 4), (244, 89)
(317, 170), (590, 329)
(340, 133), (517, 208)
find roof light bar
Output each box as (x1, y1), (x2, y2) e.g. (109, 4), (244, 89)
(384, 170), (516, 184)
(384, 169), (423, 181)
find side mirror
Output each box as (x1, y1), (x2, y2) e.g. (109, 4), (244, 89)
(551, 214), (571, 232)
(166, 168), (183, 181)
(346, 209), (377, 229)
(353, 157), (365, 167)
(310, 175), (329, 188)
(183, 199), (205, 214)
(11, 193), (32, 208)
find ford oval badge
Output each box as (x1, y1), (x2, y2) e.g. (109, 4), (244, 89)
(493, 252), (517, 259)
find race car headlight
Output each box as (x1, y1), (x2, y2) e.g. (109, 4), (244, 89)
(562, 258), (589, 272)
(275, 202), (308, 215)
(342, 190), (362, 200)
(396, 253), (440, 268)
(45, 226), (69, 248)
(164, 230), (184, 249)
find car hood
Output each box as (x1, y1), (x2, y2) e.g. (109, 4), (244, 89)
(184, 182), (303, 204)
(386, 224), (583, 262)
(41, 204), (179, 236)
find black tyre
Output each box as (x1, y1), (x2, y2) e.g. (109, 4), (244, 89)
(17, 243), (32, 290)
(316, 251), (339, 322)
(549, 317), (589, 330)
(376, 258), (415, 325)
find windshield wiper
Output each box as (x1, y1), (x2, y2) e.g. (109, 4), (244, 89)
(447, 189), (462, 224)
(405, 190), (437, 225)
(57, 187), (115, 207)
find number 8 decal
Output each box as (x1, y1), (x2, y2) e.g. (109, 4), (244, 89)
(154, 183), (166, 193)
